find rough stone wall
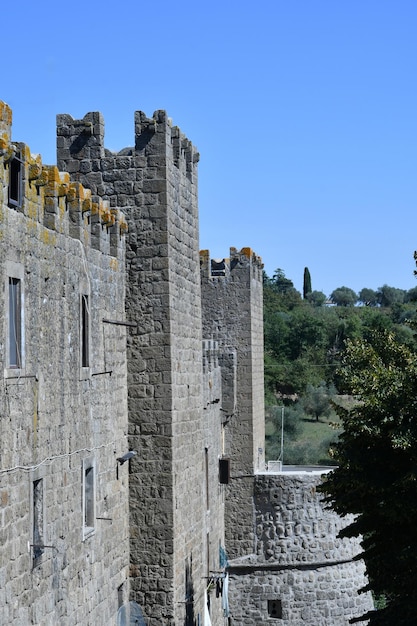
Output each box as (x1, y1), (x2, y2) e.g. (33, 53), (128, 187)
(0, 102), (129, 625)
(0, 99), (374, 626)
(227, 471), (374, 625)
(202, 339), (228, 625)
(200, 248), (265, 560)
(57, 110), (207, 625)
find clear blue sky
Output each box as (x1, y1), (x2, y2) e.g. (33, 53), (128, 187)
(2, 1), (417, 297)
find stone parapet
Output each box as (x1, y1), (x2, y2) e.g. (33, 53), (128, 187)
(0, 102), (127, 258)
(226, 471), (374, 625)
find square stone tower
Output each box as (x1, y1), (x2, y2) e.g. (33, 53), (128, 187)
(200, 248), (266, 559)
(57, 111), (207, 624)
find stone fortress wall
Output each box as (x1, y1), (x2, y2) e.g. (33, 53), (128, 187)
(227, 471), (373, 625)
(0, 101), (129, 625)
(56, 109), (216, 625)
(0, 99), (374, 625)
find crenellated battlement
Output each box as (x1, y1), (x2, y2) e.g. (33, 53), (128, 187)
(0, 102), (127, 257)
(57, 108), (199, 183)
(1, 99), (373, 626)
(200, 247), (264, 281)
(0, 101), (12, 151)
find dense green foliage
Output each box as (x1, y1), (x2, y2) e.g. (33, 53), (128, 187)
(264, 269), (417, 464)
(264, 269), (417, 401)
(264, 267), (417, 622)
(319, 331), (417, 625)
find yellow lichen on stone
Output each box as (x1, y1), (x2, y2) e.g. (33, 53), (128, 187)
(66, 184), (78, 202)
(101, 205), (115, 227)
(240, 247), (253, 258)
(45, 166), (62, 184)
(76, 183), (87, 201)
(199, 250), (210, 261)
(0, 101), (12, 125)
(27, 202), (38, 221)
(32, 168), (48, 187)
(109, 257), (119, 271)
(21, 145), (31, 161)
(119, 218), (128, 234)
(3, 145), (15, 162)
(44, 196), (56, 211)
(41, 229), (57, 246)
(59, 198), (66, 223)
(82, 198), (92, 213)
(0, 132), (9, 152)
(29, 163), (42, 181)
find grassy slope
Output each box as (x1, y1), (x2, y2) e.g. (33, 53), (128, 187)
(265, 411), (342, 465)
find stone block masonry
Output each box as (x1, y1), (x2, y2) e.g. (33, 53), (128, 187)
(201, 248), (266, 562)
(0, 102), (129, 625)
(227, 470), (374, 625)
(0, 99), (373, 625)
(57, 108), (207, 625)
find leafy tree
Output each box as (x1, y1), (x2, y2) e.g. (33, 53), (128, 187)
(263, 271), (302, 312)
(358, 287), (379, 306)
(271, 268), (297, 294)
(287, 308), (328, 360)
(303, 266), (312, 299)
(263, 267), (417, 404)
(302, 381), (335, 421)
(319, 330), (417, 625)
(377, 284), (406, 307)
(405, 286), (417, 302)
(330, 286), (358, 307)
(306, 290), (326, 307)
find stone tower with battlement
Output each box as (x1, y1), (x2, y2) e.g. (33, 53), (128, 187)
(57, 109), (209, 624)
(0, 99), (374, 625)
(200, 248), (266, 560)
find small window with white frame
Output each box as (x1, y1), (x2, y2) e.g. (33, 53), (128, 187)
(82, 457), (96, 539)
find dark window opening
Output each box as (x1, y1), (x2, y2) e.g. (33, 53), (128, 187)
(9, 277), (22, 368)
(33, 479), (44, 561)
(268, 599), (282, 619)
(219, 458), (230, 484)
(84, 464), (95, 533)
(9, 152), (23, 208)
(205, 448), (209, 510)
(211, 259), (226, 277)
(81, 294), (89, 367)
(117, 583), (124, 609)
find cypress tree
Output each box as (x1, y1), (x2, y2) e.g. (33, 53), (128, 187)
(303, 266), (312, 299)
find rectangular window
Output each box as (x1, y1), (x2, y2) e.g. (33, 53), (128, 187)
(32, 478), (44, 561)
(268, 599), (283, 619)
(219, 457), (230, 484)
(9, 151), (23, 208)
(81, 294), (90, 368)
(117, 583), (124, 609)
(82, 459), (95, 538)
(8, 277), (22, 368)
(205, 448), (209, 511)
